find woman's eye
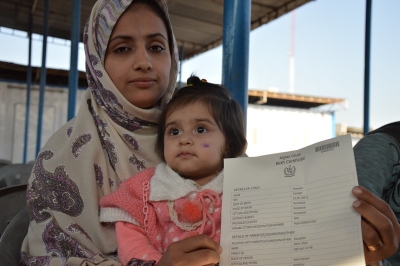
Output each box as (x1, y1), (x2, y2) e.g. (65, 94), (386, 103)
(170, 128), (180, 136)
(195, 126), (208, 134)
(115, 47), (130, 53)
(149, 45), (165, 52)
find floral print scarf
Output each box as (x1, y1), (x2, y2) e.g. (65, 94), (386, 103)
(21, 0), (178, 265)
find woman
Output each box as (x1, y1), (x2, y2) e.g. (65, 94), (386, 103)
(21, 1), (220, 265)
(21, 0), (398, 265)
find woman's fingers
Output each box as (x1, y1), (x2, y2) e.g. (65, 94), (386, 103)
(360, 218), (383, 249)
(352, 186), (400, 263)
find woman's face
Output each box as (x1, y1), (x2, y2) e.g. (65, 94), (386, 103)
(104, 4), (171, 109)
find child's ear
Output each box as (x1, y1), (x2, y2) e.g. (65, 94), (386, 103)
(222, 146), (229, 158)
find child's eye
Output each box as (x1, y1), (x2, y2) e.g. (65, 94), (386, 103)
(115, 47), (131, 53)
(149, 45), (165, 52)
(195, 126), (208, 134)
(169, 128), (180, 136)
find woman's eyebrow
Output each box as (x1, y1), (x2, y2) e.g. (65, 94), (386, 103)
(147, 32), (167, 41)
(108, 32), (167, 44)
(108, 35), (132, 44)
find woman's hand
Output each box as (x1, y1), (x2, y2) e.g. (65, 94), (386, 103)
(156, 234), (222, 266)
(352, 186), (400, 264)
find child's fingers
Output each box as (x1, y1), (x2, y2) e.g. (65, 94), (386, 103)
(183, 248), (220, 265)
(157, 235), (222, 266)
(174, 234), (222, 254)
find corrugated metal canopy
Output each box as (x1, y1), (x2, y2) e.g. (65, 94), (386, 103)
(0, 0), (313, 60)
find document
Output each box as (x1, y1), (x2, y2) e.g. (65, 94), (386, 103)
(220, 134), (365, 266)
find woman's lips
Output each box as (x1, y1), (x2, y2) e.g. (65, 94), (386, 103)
(129, 78), (156, 88)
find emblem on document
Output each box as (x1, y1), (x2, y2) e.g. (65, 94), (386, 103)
(284, 165), (296, 177)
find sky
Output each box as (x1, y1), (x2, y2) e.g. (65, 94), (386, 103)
(0, 0), (399, 130)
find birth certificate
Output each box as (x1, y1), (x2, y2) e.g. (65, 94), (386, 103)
(220, 134), (365, 266)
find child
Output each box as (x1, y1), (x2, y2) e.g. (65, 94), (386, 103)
(100, 75), (247, 265)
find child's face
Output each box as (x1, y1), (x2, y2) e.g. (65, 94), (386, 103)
(163, 102), (226, 186)
(104, 5), (171, 109)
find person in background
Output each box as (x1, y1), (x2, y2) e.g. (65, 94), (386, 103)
(352, 121), (400, 266)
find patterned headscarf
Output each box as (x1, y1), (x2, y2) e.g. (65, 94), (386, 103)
(22, 0), (178, 265)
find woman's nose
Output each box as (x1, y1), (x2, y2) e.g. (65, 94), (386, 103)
(134, 48), (152, 71)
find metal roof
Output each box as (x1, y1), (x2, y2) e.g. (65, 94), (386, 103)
(248, 89), (346, 109)
(0, 61), (347, 110)
(0, 0), (314, 60)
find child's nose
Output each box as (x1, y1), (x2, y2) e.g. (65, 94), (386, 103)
(179, 133), (193, 145)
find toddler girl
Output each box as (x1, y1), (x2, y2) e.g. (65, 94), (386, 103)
(100, 76), (247, 265)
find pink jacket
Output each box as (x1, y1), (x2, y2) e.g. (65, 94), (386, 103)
(100, 163), (223, 264)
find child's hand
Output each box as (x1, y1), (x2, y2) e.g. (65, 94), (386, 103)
(156, 234), (222, 266)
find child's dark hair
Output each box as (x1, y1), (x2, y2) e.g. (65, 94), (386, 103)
(156, 75), (247, 160)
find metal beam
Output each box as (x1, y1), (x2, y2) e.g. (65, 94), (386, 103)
(35, 0), (49, 156)
(68, 0), (81, 121)
(222, 0), (251, 124)
(23, 13), (33, 163)
(363, 0), (372, 135)
(178, 45), (184, 89)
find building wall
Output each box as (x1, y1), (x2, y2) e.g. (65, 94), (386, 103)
(0, 81), (338, 163)
(246, 104), (334, 156)
(0, 81), (85, 163)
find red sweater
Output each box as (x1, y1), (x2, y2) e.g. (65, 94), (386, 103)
(100, 163), (223, 265)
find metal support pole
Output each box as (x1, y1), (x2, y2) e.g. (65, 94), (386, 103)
(23, 13), (33, 163)
(68, 0), (81, 121)
(363, 0), (372, 135)
(178, 46), (184, 90)
(35, 0), (49, 156)
(222, 0), (251, 124)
